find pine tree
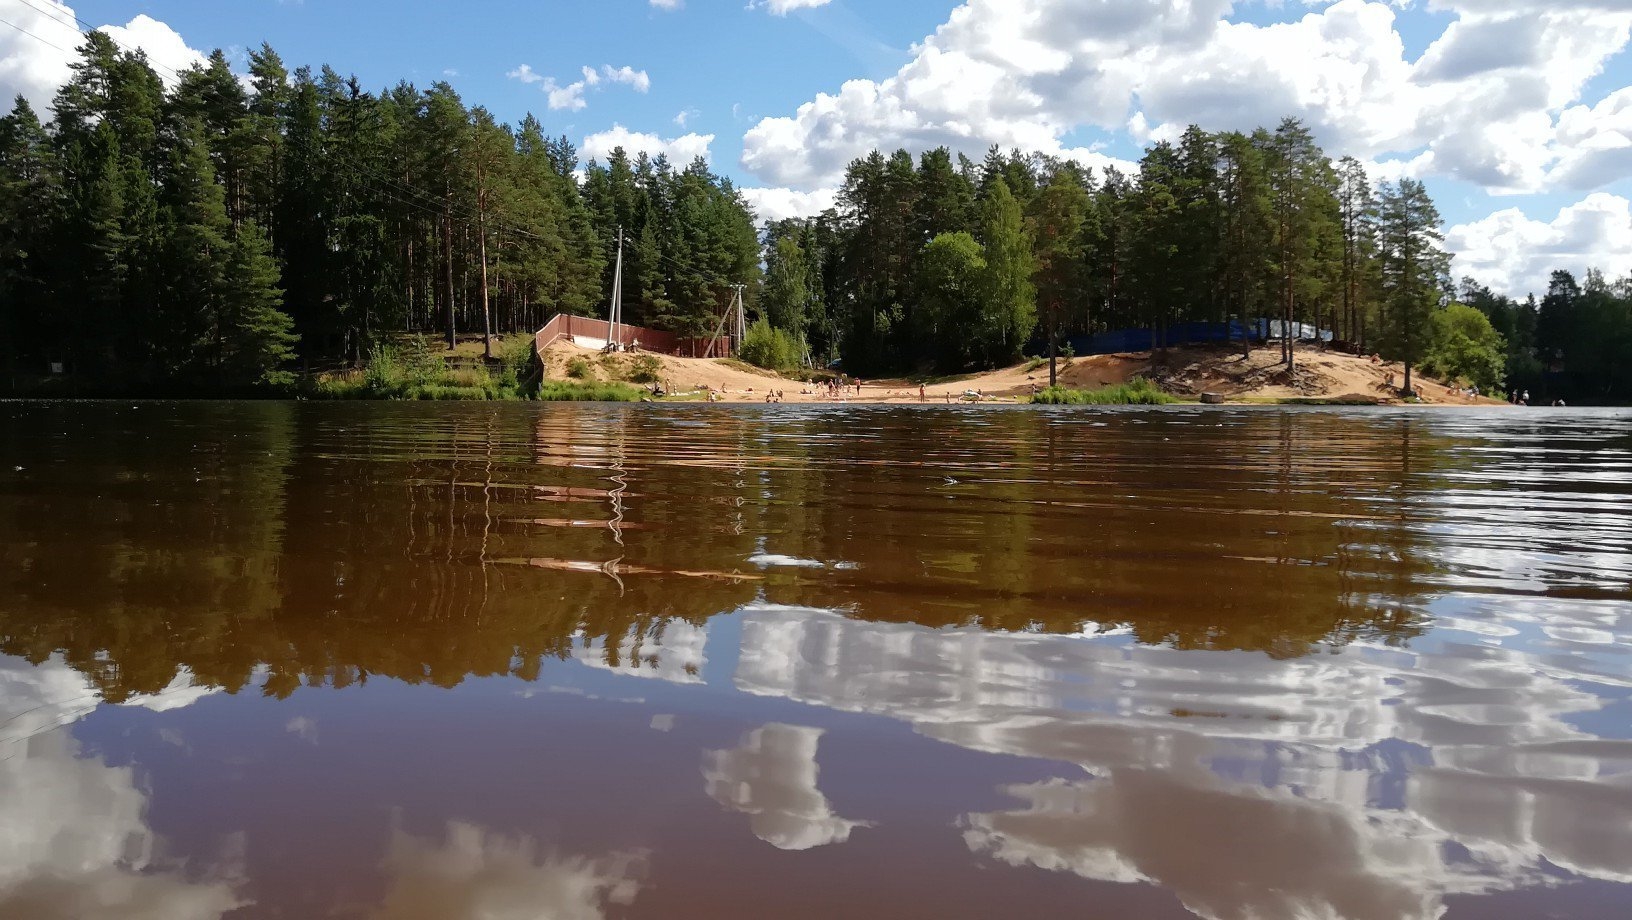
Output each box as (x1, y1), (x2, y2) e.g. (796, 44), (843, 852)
(0, 97), (55, 380)
(1376, 178), (1449, 394)
(1030, 169), (1090, 387)
(221, 219), (298, 387)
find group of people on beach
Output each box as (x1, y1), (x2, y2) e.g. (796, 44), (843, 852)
(1505, 389), (1566, 407)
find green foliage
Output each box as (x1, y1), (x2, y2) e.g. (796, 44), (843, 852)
(916, 232), (989, 372)
(740, 319), (802, 372)
(1031, 379), (1177, 405)
(321, 340), (521, 400)
(628, 353), (663, 384)
(1422, 304), (1506, 391)
(537, 380), (642, 402)
(977, 178), (1036, 366)
(1376, 178), (1450, 390)
(4, 37), (1627, 401)
(565, 356), (591, 379)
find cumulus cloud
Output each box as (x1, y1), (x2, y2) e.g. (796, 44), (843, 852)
(739, 0), (1632, 196)
(1447, 193), (1632, 297)
(740, 186), (839, 224)
(0, 2), (207, 113)
(581, 124), (715, 166)
(509, 63), (652, 112)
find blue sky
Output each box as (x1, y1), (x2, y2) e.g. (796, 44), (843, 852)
(3, 0), (1631, 296)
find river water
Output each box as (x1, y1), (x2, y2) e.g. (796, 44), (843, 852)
(3, 401), (1632, 920)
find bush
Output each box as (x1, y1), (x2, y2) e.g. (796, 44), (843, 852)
(1031, 379), (1176, 405)
(629, 353), (663, 384)
(499, 334), (536, 388)
(311, 337), (526, 401)
(1023, 356), (1047, 373)
(1422, 303), (1505, 392)
(739, 319), (801, 372)
(566, 356), (592, 379)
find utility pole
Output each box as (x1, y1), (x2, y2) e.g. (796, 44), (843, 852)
(609, 227), (624, 348)
(478, 192), (492, 360)
(733, 285), (746, 354)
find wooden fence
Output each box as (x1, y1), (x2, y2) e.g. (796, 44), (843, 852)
(534, 314), (731, 361)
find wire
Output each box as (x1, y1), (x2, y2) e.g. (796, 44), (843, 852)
(3, 9), (752, 300)
(0, 14), (76, 55)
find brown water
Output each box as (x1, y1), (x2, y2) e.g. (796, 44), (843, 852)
(3, 402), (1632, 920)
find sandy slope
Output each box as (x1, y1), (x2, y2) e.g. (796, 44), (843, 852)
(541, 340), (1506, 406)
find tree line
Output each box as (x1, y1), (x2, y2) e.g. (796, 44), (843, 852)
(3, 34), (1630, 401)
(760, 124), (1632, 401)
(0, 35), (759, 393)
(759, 121), (1461, 384)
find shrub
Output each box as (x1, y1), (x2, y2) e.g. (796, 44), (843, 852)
(566, 356), (592, 380)
(1023, 356), (1047, 373)
(499, 334), (536, 387)
(629, 353), (663, 384)
(1422, 303), (1505, 392)
(739, 319), (801, 372)
(1031, 378), (1176, 405)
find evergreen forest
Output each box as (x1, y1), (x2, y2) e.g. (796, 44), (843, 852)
(3, 35), (1631, 402)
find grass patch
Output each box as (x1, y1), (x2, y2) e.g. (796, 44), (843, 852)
(566, 356), (592, 380)
(1031, 379), (1178, 405)
(1275, 395), (1382, 406)
(1022, 357), (1047, 373)
(537, 381), (643, 402)
(307, 337), (531, 400)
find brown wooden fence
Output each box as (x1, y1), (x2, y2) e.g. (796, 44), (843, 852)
(534, 314), (731, 360)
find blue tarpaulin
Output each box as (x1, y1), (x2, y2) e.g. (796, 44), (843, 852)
(1050, 320), (1331, 357)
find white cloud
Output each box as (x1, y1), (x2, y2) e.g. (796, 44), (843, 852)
(600, 65), (651, 93)
(739, 0), (1632, 196)
(1447, 193), (1632, 297)
(740, 186), (839, 224)
(0, 3), (206, 113)
(89, 14), (207, 83)
(674, 107), (700, 127)
(582, 123), (715, 165)
(512, 63), (651, 112)
(546, 75), (590, 112)
(750, 0), (834, 15)
(650, 0), (683, 10)
(507, 64), (544, 84)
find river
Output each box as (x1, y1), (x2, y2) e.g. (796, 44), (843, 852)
(3, 401), (1632, 919)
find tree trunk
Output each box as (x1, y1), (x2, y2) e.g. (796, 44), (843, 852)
(478, 197), (492, 360)
(443, 211), (456, 350)
(1048, 314), (1058, 388)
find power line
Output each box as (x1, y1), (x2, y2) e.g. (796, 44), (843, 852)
(0, 14), (76, 55)
(3, 9), (754, 310)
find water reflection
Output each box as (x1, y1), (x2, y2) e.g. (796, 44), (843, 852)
(375, 824), (644, 920)
(0, 659), (242, 920)
(703, 723), (869, 851)
(1, 402), (1630, 918)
